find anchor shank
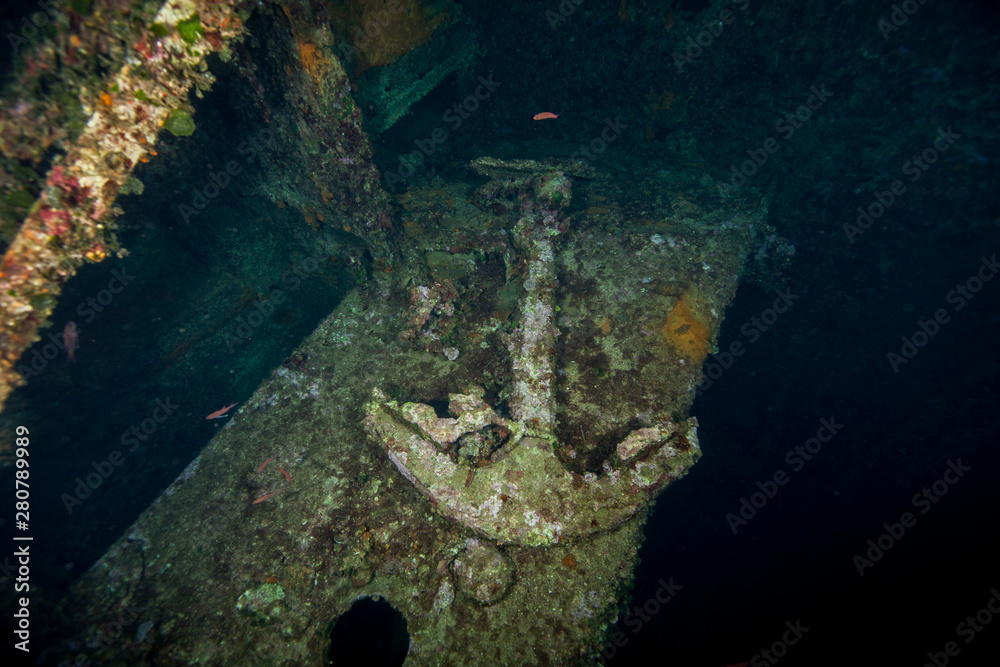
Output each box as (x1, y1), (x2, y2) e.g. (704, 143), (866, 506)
(508, 200), (562, 434)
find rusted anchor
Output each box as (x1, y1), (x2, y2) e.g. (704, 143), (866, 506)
(364, 161), (700, 547)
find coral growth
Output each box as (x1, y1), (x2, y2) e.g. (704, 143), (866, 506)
(251, 8), (395, 265)
(0, 0), (244, 413)
(399, 281), (458, 353)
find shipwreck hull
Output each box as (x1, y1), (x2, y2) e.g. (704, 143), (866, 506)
(39, 155), (770, 664)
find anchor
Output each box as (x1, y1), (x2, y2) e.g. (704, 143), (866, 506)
(364, 159), (701, 547)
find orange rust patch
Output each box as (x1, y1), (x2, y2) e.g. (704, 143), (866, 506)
(562, 554), (577, 569)
(265, 576), (279, 584)
(596, 317), (612, 334)
(100, 92), (113, 107)
(662, 288), (711, 363)
(297, 41), (330, 89)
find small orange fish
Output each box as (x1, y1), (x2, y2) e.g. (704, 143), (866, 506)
(251, 488), (284, 505)
(276, 466), (292, 483)
(205, 402), (237, 420)
(256, 455), (276, 472)
(533, 112), (559, 120)
(63, 321), (78, 363)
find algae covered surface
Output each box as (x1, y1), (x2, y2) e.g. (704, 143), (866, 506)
(0, 0), (247, 414)
(39, 154), (771, 664)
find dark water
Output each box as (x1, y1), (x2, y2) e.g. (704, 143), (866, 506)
(2, 1), (999, 665)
